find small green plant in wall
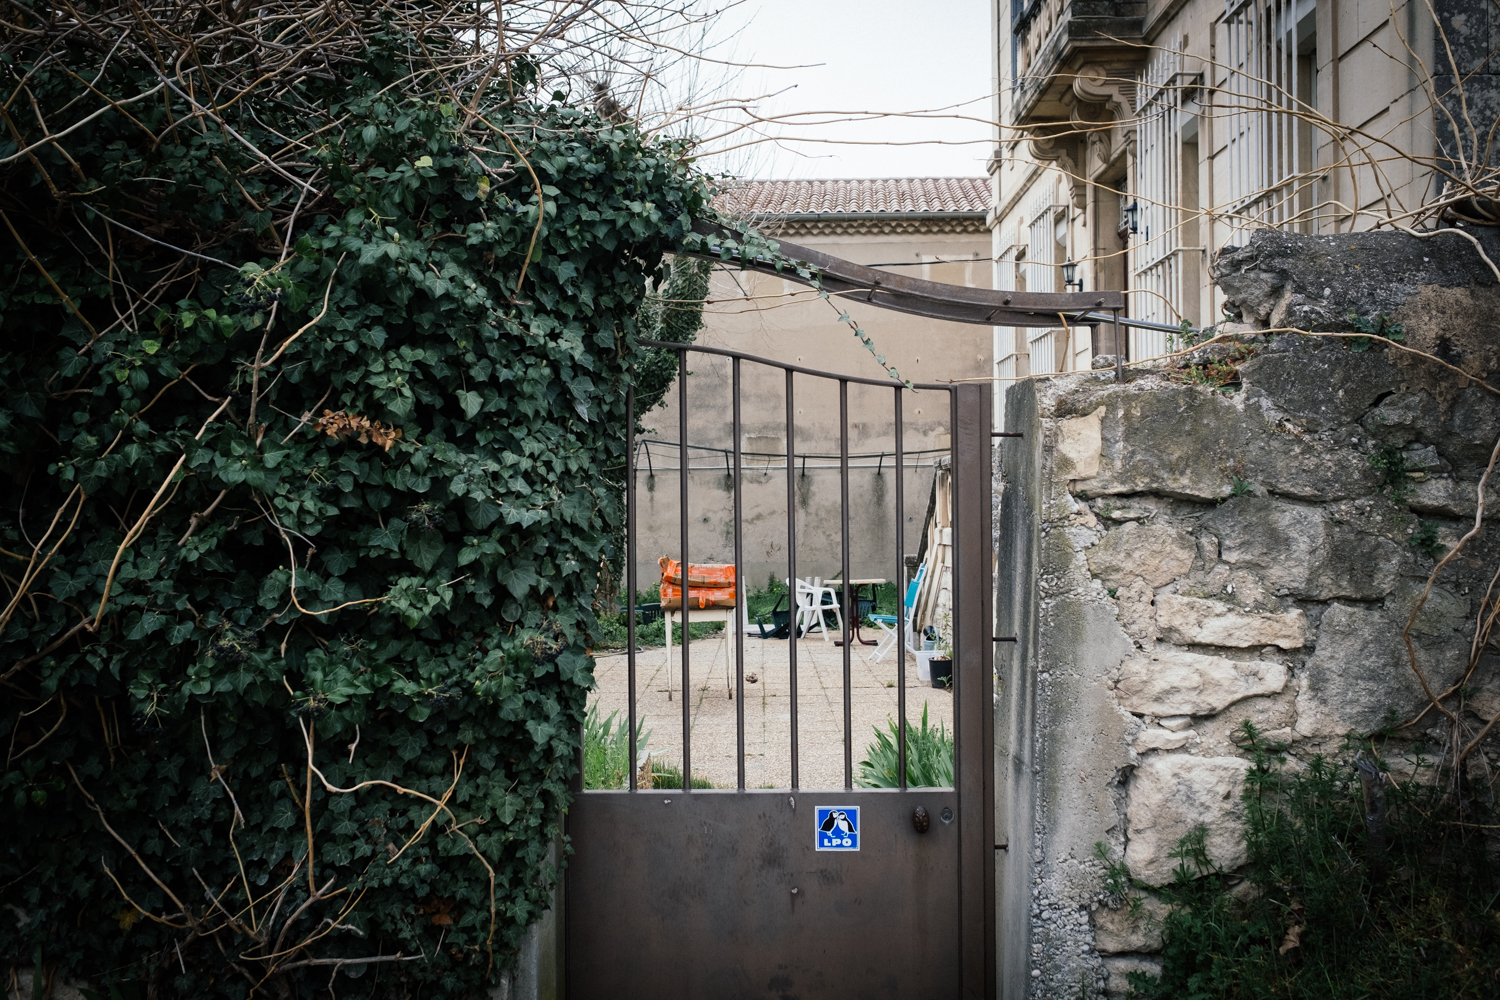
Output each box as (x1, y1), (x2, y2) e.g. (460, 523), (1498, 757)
(1370, 443), (1417, 502)
(1409, 519), (1446, 559)
(1346, 310), (1406, 352)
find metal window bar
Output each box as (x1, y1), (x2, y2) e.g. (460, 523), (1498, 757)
(1025, 203), (1062, 373)
(1134, 43), (1189, 358)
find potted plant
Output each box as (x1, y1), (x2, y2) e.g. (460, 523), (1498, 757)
(929, 609), (953, 689)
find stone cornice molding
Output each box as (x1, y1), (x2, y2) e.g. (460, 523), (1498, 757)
(755, 213), (989, 238)
(1072, 63), (1139, 122)
(1028, 133), (1087, 210)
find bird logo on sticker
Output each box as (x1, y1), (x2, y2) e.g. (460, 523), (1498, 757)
(815, 806), (860, 851)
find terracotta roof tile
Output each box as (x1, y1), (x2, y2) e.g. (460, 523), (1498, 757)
(715, 178), (989, 217)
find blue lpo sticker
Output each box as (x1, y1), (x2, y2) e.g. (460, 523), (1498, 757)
(815, 806), (860, 851)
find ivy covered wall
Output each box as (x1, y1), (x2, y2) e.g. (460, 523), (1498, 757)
(0, 9), (778, 997)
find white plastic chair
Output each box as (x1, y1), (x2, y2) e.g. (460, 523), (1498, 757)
(872, 564), (940, 681)
(790, 577), (843, 641)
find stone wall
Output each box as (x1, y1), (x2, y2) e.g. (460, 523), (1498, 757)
(995, 230), (1500, 998)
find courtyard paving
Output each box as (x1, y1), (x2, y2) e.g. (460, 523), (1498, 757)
(589, 627), (953, 789)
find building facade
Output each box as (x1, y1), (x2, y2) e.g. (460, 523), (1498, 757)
(989, 0), (1494, 419)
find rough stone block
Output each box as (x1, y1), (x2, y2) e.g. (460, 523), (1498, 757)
(1125, 755), (1251, 886)
(1210, 230), (1500, 333)
(1155, 593), (1308, 648)
(1238, 338), (1399, 432)
(1441, 387), (1500, 475)
(1241, 404), (1382, 500)
(1133, 727), (1194, 752)
(1203, 496), (1402, 600)
(1116, 646), (1287, 717)
(1407, 476), (1491, 518)
(1295, 601), (1468, 737)
(1102, 955), (1162, 997)
(1361, 390), (1441, 447)
(1088, 521), (1198, 589)
(1093, 895), (1171, 954)
(1056, 406), (1103, 481)
(1074, 384), (1245, 501)
(1114, 576), (1159, 645)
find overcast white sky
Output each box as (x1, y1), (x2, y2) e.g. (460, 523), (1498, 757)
(679, 0), (995, 180)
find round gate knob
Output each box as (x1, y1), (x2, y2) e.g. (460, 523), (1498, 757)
(912, 805), (931, 834)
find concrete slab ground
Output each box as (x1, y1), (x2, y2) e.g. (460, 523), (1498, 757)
(589, 629), (954, 790)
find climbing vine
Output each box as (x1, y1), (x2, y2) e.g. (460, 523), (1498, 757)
(0, 4), (807, 996)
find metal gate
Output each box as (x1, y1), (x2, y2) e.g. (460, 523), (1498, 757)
(566, 343), (996, 999)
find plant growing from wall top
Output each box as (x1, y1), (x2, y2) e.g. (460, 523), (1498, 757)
(0, 3), (808, 996)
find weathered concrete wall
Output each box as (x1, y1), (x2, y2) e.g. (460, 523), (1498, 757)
(997, 231), (1500, 998)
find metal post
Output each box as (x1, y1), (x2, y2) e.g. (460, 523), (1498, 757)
(839, 379), (852, 790)
(626, 387), (638, 791)
(894, 386), (906, 790)
(678, 352), (691, 789)
(733, 358), (745, 788)
(1113, 308), (1124, 383)
(785, 369), (799, 790)
(952, 383), (996, 999)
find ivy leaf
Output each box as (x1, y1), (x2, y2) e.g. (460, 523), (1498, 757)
(457, 389), (484, 419)
(404, 530), (444, 572)
(464, 497), (501, 529)
(369, 520), (408, 552)
(141, 339), (161, 355)
(497, 562), (539, 599)
(393, 729), (427, 761)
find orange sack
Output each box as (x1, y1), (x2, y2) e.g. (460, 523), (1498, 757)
(658, 558), (736, 609)
(658, 557), (736, 589)
(659, 583), (736, 610)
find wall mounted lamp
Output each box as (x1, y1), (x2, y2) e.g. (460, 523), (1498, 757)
(1062, 257), (1082, 292)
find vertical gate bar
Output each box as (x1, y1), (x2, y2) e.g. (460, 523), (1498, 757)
(894, 386), (907, 790)
(1113, 309), (1124, 383)
(678, 351), (692, 790)
(785, 369), (799, 790)
(839, 379), (852, 790)
(733, 358), (745, 789)
(627, 387), (638, 792)
(952, 383), (996, 998)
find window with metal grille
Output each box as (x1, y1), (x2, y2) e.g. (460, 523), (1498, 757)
(1024, 194), (1064, 374)
(1132, 42), (1202, 359)
(992, 245), (1023, 428)
(1216, 0), (1318, 235)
